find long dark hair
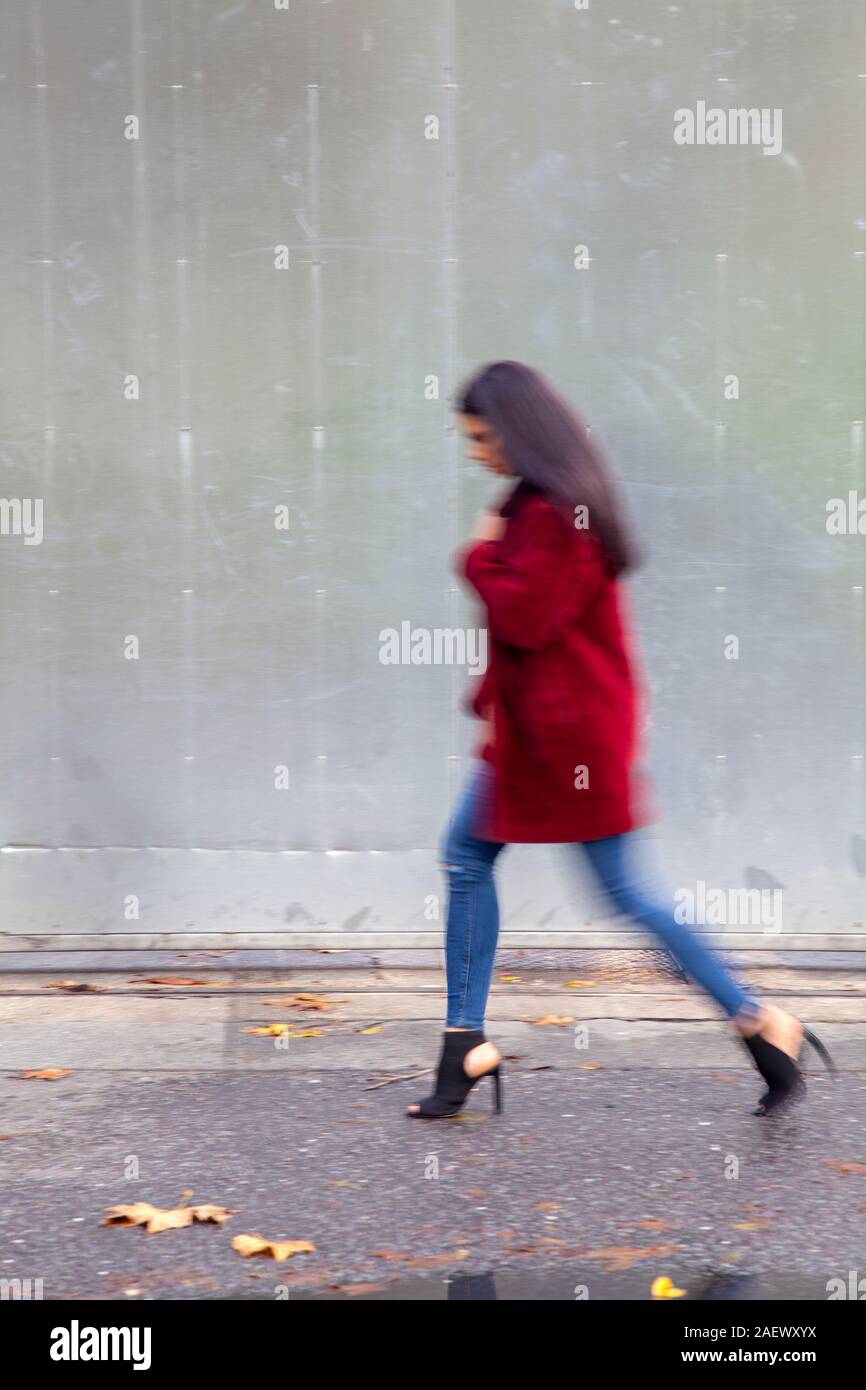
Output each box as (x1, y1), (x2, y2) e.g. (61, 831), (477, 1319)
(455, 360), (641, 576)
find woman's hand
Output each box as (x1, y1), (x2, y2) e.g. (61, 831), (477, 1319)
(471, 510), (506, 542)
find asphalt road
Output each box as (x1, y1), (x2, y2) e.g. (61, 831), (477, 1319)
(2, 1061), (863, 1301)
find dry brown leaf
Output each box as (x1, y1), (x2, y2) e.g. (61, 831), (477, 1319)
(232, 1234), (316, 1261)
(103, 1201), (234, 1234)
(358, 1025), (383, 1034)
(635, 1218), (669, 1231)
(531, 1014), (574, 1027)
(136, 977), (209, 986)
(368, 1250), (406, 1261)
(259, 993), (341, 1012)
(19, 1068), (73, 1081)
(823, 1160), (866, 1176)
(331, 1282), (388, 1296)
(137, 1208), (194, 1234)
(576, 1061), (603, 1070)
(43, 981), (105, 993)
(732, 1220), (768, 1231)
(565, 979), (595, 988)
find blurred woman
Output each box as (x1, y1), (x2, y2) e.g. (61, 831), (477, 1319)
(407, 361), (833, 1120)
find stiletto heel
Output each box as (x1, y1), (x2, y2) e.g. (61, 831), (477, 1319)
(406, 1030), (503, 1119)
(803, 1025), (837, 1079)
(490, 1066), (503, 1114)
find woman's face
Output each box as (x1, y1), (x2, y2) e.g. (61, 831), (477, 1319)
(457, 412), (514, 477)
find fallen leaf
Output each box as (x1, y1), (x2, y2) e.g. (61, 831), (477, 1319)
(186, 1205), (234, 1225)
(242, 1024), (323, 1038)
(103, 1201), (234, 1234)
(565, 980), (595, 988)
(43, 981), (105, 993)
(732, 1220), (767, 1231)
(136, 977), (209, 987)
(651, 1275), (687, 1299)
(531, 1014), (574, 1027)
(331, 1282), (387, 1296)
(533, 1202), (560, 1211)
(260, 993), (342, 1012)
(576, 1062), (603, 1070)
(823, 1160), (866, 1176)
(358, 1025), (383, 1034)
(499, 975), (522, 982)
(232, 1234), (316, 1261)
(368, 1250), (407, 1261)
(635, 1218), (669, 1231)
(19, 1068), (73, 1081)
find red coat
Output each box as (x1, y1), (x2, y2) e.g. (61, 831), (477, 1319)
(457, 478), (658, 844)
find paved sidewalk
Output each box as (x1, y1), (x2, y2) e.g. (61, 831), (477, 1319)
(1, 952), (864, 1299)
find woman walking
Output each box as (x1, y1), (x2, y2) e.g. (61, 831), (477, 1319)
(407, 361), (833, 1121)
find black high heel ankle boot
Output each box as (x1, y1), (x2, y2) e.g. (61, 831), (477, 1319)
(407, 1029), (503, 1119)
(740, 1016), (836, 1117)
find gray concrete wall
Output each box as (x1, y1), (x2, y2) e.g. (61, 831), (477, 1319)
(1, 1), (863, 949)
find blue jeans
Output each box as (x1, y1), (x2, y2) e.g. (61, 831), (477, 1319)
(438, 759), (761, 1030)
